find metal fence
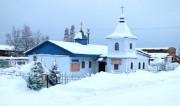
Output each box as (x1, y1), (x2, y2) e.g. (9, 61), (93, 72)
(0, 69), (88, 87)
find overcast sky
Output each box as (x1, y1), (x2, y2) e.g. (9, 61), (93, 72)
(0, 0), (180, 49)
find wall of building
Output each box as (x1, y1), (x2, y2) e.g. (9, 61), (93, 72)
(28, 55), (98, 75)
(137, 54), (149, 70)
(107, 38), (136, 56)
(106, 58), (137, 73)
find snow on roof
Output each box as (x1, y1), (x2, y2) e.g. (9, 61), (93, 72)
(106, 17), (137, 39)
(107, 52), (137, 58)
(0, 56), (28, 60)
(0, 45), (14, 51)
(74, 32), (82, 39)
(148, 53), (168, 59)
(49, 40), (108, 56)
(137, 47), (169, 50)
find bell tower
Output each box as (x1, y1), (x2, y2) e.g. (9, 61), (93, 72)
(106, 6), (138, 73)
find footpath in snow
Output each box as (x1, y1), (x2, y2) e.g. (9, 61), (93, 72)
(0, 65), (180, 106)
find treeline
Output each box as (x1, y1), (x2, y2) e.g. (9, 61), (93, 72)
(6, 24), (49, 56)
(63, 25), (75, 42)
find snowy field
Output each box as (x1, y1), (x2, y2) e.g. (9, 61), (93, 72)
(1, 65), (180, 106)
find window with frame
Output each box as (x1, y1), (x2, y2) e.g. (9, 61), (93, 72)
(115, 42), (119, 51)
(89, 61), (92, 68)
(138, 62), (141, 69)
(114, 64), (119, 70)
(71, 63), (80, 71)
(130, 43), (132, 49)
(143, 62), (145, 69)
(130, 62), (133, 69)
(82, 61), (85, 68)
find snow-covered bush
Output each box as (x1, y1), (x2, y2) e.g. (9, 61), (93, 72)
(150, 58), (179, 71)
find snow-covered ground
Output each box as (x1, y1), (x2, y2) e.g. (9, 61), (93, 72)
(1, 65), (180, 106)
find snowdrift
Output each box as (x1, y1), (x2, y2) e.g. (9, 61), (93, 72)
(0, 66), (180, 106)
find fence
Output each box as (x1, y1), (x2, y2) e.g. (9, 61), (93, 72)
(0, 68), (89, 87)
(57, 73), (86, 84)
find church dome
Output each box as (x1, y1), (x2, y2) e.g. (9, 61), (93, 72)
(106, 14), (137, 39)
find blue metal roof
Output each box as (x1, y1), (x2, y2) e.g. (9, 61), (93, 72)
(25, 41), (100, 58)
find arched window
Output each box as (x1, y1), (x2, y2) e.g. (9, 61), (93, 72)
(130, 62), (133, 69)
(89, 61), (92, 68)
(115, 42), (119, 51)
(82, 61), (85, 68)
(138, 62), (141, 69)
(143, 62), (145, 69)
(130, 43), (132, 49)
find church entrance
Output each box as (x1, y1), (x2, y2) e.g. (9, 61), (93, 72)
(98, 62), (106, 72)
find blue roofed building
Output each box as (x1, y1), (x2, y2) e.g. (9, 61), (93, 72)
(25, 12), (150, 75)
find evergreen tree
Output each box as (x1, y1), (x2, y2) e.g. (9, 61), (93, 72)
(63, 28), (70, 42)
(48, 63), (60, 86)
(69, 25), (75, 42)
(27, 62), (44, 90)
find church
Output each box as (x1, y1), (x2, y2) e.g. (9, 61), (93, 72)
(25, 11), (150, 75)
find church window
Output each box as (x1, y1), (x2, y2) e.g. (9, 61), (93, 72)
(130, 62), (133, 69)
(130, 43), (132, 49)
(114, 64), (119, 70)
(89, 61), (92, 68)
(138, 62), (141, 69)
(115, 42), (119, 51)
(82, 61), (85, 68)
(143, 62), (145, 69)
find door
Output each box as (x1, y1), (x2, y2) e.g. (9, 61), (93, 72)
(98, 62), (106, 72)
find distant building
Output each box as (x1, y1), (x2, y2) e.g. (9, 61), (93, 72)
(139, 47), (179, 63)
(0, 45), (28, 67)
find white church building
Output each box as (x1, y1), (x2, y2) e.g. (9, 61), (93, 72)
(25, 12), (150, 75)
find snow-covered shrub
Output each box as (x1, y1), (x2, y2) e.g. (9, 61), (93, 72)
(150, 58), (179, 71)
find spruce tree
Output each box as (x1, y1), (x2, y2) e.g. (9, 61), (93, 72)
(27, 62), (44, 90)
(69, 25), (75, 42)
(48, 63), (60, 86)
(63, 28), (70, 42)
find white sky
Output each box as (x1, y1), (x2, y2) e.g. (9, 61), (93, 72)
(0, 0), (180, 48)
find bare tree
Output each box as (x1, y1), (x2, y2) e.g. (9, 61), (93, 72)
(5, 27), (21, 56)
(34, 30), (49, 46)
(6, 24), (50, 54)
(21, 24), (35, 51)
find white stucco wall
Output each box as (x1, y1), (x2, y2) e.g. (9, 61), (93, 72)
(70, 57), (97, 75)
(107, 38), (137, 55)
(28, 54), (71, 73)
(137, 54), (149, 70)
(28, 55), (99, 75)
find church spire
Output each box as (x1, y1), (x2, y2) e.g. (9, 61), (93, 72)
(80, 22), (83, 31)
(119, 5), (125, 23)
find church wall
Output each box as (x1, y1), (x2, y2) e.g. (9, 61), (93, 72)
(107, 38), (137, 55)
(106, 58), (136, 73)
(28, 55), (98, 75)
(137, 54), (149, 70)
(70, 57), (97, 75)
(28, 54), (71, 73)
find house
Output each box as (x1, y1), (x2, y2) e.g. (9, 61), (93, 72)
(0, 45), (28, 67)
(25, 12), (150, 74)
